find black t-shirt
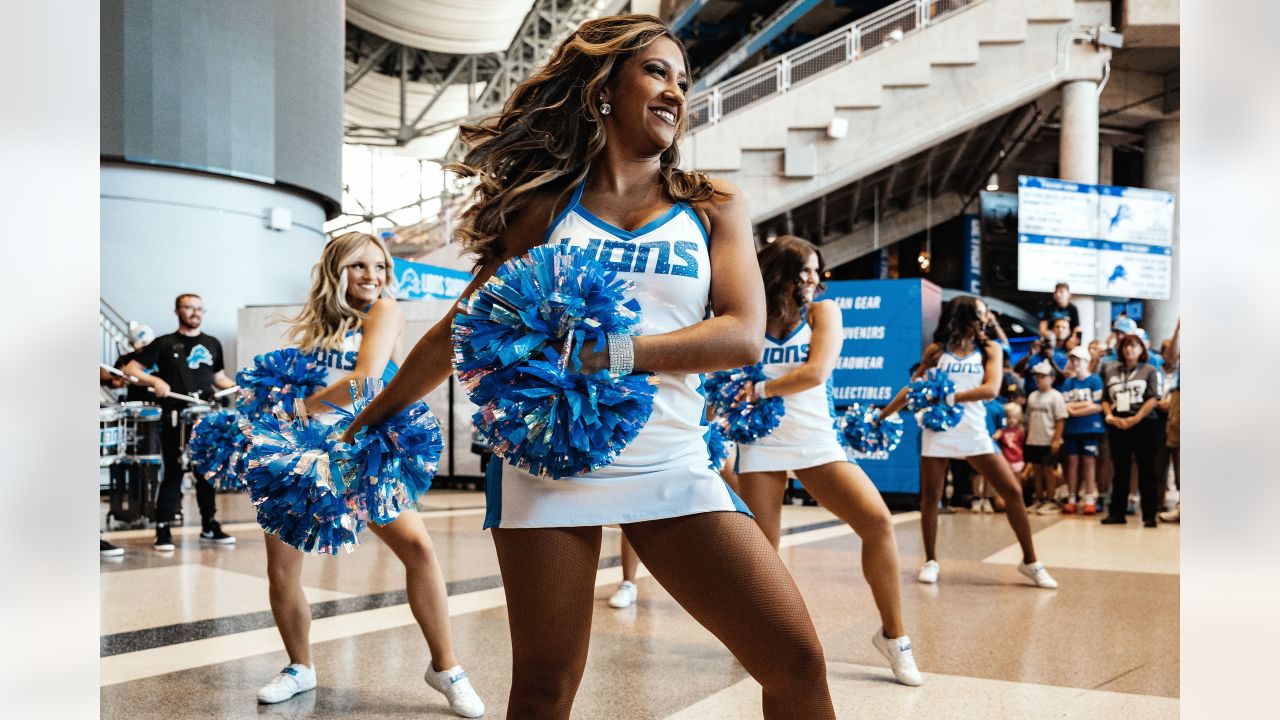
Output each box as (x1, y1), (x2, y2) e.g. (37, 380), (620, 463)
(113, 349), (155, 403)
(134, 332), (225, 405)
(1101, 361), (1159, 420)
(1038, 301), (1080, 331)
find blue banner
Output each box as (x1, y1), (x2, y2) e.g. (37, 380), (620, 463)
(824, 279), (926, 494)
(961, 214), (981, 294)
(391, 258), (472, 301)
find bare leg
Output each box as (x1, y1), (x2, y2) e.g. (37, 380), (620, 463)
(619, 533), (639, 583)
(968, 453), (1037, 564)
(491, 526), (601, 720)
(264, 532), (311, 667)
(737, 470), (789, 549)
(919, 457), (948, 562)
(1065, 453), (1081, 499)
(1082, 455), (1098, 498)
(368, 510), (457, 670)
(720, 445), (741, 495)
(624, 512), (835, 719)
(795, 461), (906, 638)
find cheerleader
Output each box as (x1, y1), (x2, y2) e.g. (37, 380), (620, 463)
(736, 235), (921, 686)
(879, 296), (1058, 589)
(344, 15), (834, 719)
(254, 233), (484, 717)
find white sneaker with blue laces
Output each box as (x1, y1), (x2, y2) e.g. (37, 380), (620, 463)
(425, 664), (485, 717)
(256, 663), (316, 704)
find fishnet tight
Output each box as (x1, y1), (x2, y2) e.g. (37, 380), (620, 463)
(492, 511), (835, 719)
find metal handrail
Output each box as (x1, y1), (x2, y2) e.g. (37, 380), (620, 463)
(686, 0), (983, 132)
(100, 299), (131, 366)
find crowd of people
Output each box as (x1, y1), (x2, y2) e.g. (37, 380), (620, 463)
(947, 283), (1182, 529)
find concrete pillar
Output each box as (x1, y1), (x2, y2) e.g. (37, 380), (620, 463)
(1059, 80), (1106, 343)
(1142, 119), (1180, 348)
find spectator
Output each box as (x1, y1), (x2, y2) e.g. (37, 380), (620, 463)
(1051, 316), (1079, 353)
(1087, 339), (1107, 375)
(1060, 346), (1105, 515)
(997, 402), (1027, 511)
(1024, 361), (1067, 514)
(1100, 334), (1162, 527)
(1015, 331), (1066, 396)
(1037, 282), (1081, 341)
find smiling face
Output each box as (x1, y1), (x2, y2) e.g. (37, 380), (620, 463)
(343, 242), (390, 308)
(600, 36), (689, 154)
(797, 252), (820, 302)
(175, 295), (203, 331)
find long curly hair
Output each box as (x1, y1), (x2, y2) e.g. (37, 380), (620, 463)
(447, 14), (726, 267)
(757, 235), (826, 334)
(285, 232), (394, 352)
(933, 295), (989, 362)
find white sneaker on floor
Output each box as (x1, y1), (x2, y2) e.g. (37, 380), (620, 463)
(1027, 501), (1043, 514)
(256, 664), (316, 704)
(1036, 503), (1061, 515)
(425, 664), (485, 717)
(608, 580), (637, 609)
(1017, 561), (1059, 589)
(871, 630), (923, 686)
(981, 498), (994, 514)
(917, 560), (939, 584)
(970, 498), (983, 513)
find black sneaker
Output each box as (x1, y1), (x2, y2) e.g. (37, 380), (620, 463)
(1100, 515), (1126, 525)
(100, 539), (124, 557)
(200, 521), (236, 545)
(154, 523), (175, 551)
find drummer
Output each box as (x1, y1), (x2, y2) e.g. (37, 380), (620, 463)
(122, 294), (237, 552)
(111, 323), (156, 403)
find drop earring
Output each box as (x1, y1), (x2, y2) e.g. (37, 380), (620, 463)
(600, 102), (611, 116)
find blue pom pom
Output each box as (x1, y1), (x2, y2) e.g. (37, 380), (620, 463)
(242, 411), (363, 555)
(236, 348), (328, 420)
(906, 369), (964, 431)
(704, 421), (731, 472)
(453, 244), (658, 479)
(330, 388), (445, 526)
(837, 404), (905, 454)
(189, 409), (248, 491)
(704, 364), (786, 443)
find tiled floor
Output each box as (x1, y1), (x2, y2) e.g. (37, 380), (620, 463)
(100, 490), (1179, 718)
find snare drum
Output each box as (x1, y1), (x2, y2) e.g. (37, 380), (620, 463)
(99, 406), (123, 467)
(180, 405), (213, 455)
(121, 401), (163, 461)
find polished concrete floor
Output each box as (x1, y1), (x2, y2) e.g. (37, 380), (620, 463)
(100, 490), (1179, 718)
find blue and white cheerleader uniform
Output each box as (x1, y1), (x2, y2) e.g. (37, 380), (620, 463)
(483, 181), (751, 529)
(920, 348), (999, 458)
(735, 305), (848, 473)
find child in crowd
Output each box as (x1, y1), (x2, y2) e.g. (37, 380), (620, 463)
(1061, 346), (1105, 514)
(996, 402), (1026, 512)
(1024, 361), (1067, 514)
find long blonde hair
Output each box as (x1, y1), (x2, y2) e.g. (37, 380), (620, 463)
(286, 232), (394, 351)
(447, 14), (727, 267)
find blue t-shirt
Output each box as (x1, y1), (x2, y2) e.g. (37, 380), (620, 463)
(1060, 374), (1105, 435)
(984, 398), (1007, 437)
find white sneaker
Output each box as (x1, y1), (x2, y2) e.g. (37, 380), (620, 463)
(256, 664), (316, 704)
(1017, 561), (1059, 589)
(608, 580), (637, 609)
(425, 664), (485, 717)
(1027, 501), (1043, 514)
(981, 498), (994, 514)
(970, 498), (983, 513)
(917, 560), (939, 584)
(871, 630), (924, 686)
(1036, 503), (1061, 515)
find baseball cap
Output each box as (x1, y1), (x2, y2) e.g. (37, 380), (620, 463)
(1135, 328), (1150, 344)
(1112, 317), (1138, 335)
(1031, 360), (1055, 376)
(128, 323), (154, 346)
(1068, 345), (1091, 361)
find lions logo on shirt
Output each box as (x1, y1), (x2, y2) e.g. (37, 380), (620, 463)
(186, 345), (214, 369)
